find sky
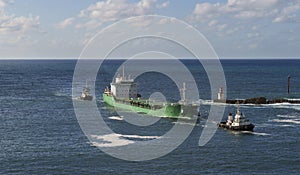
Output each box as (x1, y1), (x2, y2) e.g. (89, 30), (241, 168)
(0, 0), (300, 59)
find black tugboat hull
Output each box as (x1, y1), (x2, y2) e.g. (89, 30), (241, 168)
(80, 96), (93, 101)
(218, 122), (255, 131)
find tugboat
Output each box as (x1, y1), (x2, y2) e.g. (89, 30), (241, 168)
(218, 105), (255, 131)
(80, 81), (93, 101)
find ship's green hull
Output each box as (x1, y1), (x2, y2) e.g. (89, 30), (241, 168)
(103, 93), (182, 118)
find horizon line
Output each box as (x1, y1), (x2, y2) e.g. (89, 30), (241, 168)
(0, 57), (300, 60)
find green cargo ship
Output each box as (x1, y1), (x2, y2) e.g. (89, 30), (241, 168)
(102, 69), (199, 119)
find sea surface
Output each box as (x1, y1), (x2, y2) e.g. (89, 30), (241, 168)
(0, 59), (300, 174)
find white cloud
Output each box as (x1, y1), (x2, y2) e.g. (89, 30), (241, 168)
(247, 32), (260, 38)
(235, 10), (270, 19)
(225, 26), (242, 35)
(191, 0), (300, 23)
(0, 0), (6, 9)
(251, 25), (258, 30)
(138, 0), (156, 9)
(56, 17), (74, 29)
(157, 1), (170, 9)
(248, 43), (258, 49)
(273, 4), (300, 23)
(0, 14), (40, 34)
(0, 0), (41, 54)
(193, 2), (221, 19)
(208, 20), (218, 27)
(189, 0), (300, 57)
(0, 0), (40, 35)
(217, 24), (227, 31)
(76, 0), (158, 29)
(226, 0), (279, 10)
(190, 0), (300, 37)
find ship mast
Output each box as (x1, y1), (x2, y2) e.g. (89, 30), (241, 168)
(181, 82), (187, 105)
(122, 65), (125, 80)
(236, 102), (241, 116)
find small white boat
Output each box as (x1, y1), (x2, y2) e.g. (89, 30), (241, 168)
(80, 81), (93, 101)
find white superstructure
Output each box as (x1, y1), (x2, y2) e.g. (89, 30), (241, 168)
(230, 105), (251, 127)
(110, 67), (137, 99)
(80, 81), (93, 100)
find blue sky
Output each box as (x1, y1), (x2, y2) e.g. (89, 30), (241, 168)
(0, 0), (300, 58)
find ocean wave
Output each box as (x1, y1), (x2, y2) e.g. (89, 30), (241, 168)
(270, 119), (300, 125)
(108, 116), (124, 121)
(265, 103), (300, 111)
(54, 91), (71, 97)
(171, 121), (198, 126)
(199, 99), (226, 106)
(254, 123), (273, 128)
(241, 131), (271, 136)
(120, 135), (160, 139)
(71, 97), (80, 100)
(284, 98), (300, 101)
(278, 124), (295, 127)
(277, 114), (298, 119)
(0, 96), (35, 100)
(89, 134), (160, 147)
(228, 130), (270, 136)
(198, 99), (213, 105)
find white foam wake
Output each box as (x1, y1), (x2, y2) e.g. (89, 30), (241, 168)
(90, 134), (160, 147)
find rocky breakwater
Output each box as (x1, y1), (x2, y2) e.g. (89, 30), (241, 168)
(214, 97), (300, 104)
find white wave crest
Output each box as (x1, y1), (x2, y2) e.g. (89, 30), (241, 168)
(279, 124), (295, 127)
(277, 114), (298, 119)
(121, 135), (160, 139)
(54, 92), (70, 97)
(284, 98), (300, 101)
(267, 103), (300, 111)
(240, 131), (271, 136)
(251, 132), (271, 136)
(171, 121), (198, 126)
(271, 119), (300, 125)
(108, 116), (124, 121)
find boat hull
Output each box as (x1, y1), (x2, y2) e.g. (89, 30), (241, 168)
(80, 96), (93, 101)
(103, 93), (193, 118)
(218, 122), (255, 131)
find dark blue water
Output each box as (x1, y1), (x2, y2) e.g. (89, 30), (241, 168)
(1, 59), (300, 174)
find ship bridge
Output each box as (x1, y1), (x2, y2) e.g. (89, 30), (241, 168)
(110, 71), (137, 99)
